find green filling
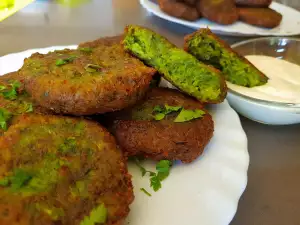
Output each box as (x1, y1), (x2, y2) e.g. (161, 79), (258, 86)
(0, 108), (12, 131)
(123, 25), (224, 102)
(186, 32), (268, 87)
(80, 203), (107, 225)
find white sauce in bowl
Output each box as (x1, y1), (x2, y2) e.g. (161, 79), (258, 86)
(227, 55), (300, 103)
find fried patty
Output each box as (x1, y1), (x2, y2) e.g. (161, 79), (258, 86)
(235, 0), (272, 7)
(108, 88), (214, 163)
(184, 28), (269, 87)
(0, 114), (133, 225)
(123, 25), (227, 104)
(19, 36), (156, 116)
(158, 0), (200, 21)
(238, 7), (282, 28)
(196, 0), (239, 25)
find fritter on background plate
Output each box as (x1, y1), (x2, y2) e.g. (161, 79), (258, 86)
(196, 0), (239, 25)
(238, 7), (282, 28)
(123, 25), (227, 104)
(0, 114), (133, 225)
(158, 0), (200, 21)
(184, 28), (269, 87)
(19, 36), (156, 116)
(108, 88), (214, 163)
(235, 0), (272, 7)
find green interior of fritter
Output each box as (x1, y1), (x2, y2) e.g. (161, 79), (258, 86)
(123, 26), (225, 103)
(186, 31), (268, 87)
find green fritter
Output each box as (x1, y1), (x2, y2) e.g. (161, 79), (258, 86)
(184, 28), (269, 87)
(19, 36), (156, 116)
(0, 114), (134, 225)
(123, 25), (227, 104)
(106, 88), (214, 163)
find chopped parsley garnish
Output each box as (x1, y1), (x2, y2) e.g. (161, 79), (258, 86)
(80, 203), (107, 225)
(55, 56), (77, 66)
(152, 104), (182, 121)
(153, 105), (206, 122)
(140, 188), (152, 197)
(59, 137), (77, 154)
(0, 108), (12, 131)
(2, 169), (34, 191)
(84, 64), (102, 73)
(0, 80), (21, 100)
(134, 157), (172, 192)
(79, 47), (93, 53)
(174, 109), (206, 123)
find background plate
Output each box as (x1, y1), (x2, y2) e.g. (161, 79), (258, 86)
(0, 46), (250, 225)
(141, 0), (300, 36)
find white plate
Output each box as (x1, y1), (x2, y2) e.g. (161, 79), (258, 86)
(0, 47), (249, 225)
(141, 0), (300, 36)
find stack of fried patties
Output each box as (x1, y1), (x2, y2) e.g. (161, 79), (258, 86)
(0, 26), (230, 225)
(158, 0), (282, 28)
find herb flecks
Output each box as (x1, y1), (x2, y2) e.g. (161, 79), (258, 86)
(55, 56), (77, 66)
(140, 188), (152, 197)
(80, 203), (107, 225)
(84, 64), (102, 73)
(174, 109), (205, 123)
(0, 108), (12, 131)
(134, 157), (172, 192)
(79, 47), (93, 53)
(152, 104), (182, 121)
(0, 80), (21, 100)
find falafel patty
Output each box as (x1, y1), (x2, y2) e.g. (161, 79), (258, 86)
(109, 88), (214, 163)
(123, 25), (227, 104)
(19, 36), (156, 116)
(184, 28), (269, 87)
(0, 114), (134, 225)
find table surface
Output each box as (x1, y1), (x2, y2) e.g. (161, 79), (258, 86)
(1, 0), (300, 224)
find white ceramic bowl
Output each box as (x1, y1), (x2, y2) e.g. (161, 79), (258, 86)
(227, 37), (300, 125)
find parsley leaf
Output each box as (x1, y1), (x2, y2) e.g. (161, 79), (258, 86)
(55, 56), (77, 66)
(149, 160), (172, 191)
(0, 177), (9, 187)
(25, 103), (33, 113)
(174, 109), (206, 123)
(140, 188), (152, 197)
(9, 169), (33, 191)
(156, 160), (172, 173)
(1, 80), (21, 100)
(79, 47), (93, 53)
(152, 104), (182, 121)
(80, 203), (107, 225)
(150, 175), (162, 192)
(59, 137), (77, 154)
(0, 85), (6, 91)
(84, 64), (102, 73)
(0, 108), (12, 131)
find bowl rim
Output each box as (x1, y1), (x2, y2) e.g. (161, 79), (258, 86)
(229, 36), (300, 108)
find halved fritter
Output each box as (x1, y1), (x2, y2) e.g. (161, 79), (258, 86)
(108, 88), (214, 163)
(238, 7), (282, 28)
(18, 36), (156, 116)
(123, 25), (227, 104)
(0, 114), (134, 225)
(196, 0), (239, 25)
(184, 28), (269, 87)
(158, 0), (200, 21)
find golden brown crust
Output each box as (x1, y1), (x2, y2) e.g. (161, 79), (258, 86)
(158, 0), (201, 21)
(19, 36), (156, 116)
(184, 28), (268, 81)
(110, 88), (214, 163)
(238, 7), (282, 28)
(235, 0), (272, 7)
(196, 0), (238, 25)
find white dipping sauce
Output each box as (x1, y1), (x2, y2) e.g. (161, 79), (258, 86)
(227, 55), (300, 103)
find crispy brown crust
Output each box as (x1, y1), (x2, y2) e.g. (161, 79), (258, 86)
(0, 114), (134, 225)
(111, 88), (214, 163)
(158, 0), (200, 21)
(182, 0), (198, 6)
(184, 28), (269, 81)
(20, 36), (156, 116)
(235, 0), (272, 7)
(196, 0), (238, 25)
(238, 7), (282, 28)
